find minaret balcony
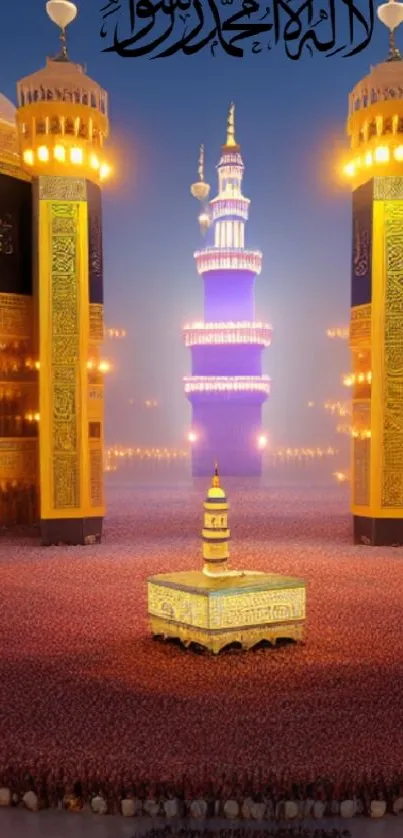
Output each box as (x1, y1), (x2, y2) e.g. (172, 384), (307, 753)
(184, 375), (271, 396)
(183, 321), (272, 348)
(210, 197), (250, 222)
(194, 248), (262, 275)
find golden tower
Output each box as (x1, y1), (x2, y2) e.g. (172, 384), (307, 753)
(345, 0), (403, 544)
(201, 464), (230, 575)
(11, 0), (111, 544)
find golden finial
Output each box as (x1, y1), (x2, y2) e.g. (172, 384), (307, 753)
(46, 0), (78, 60)
(212, 462), (220, 488)
(377, 0), (403, 61)
(226, 102), (236, 148)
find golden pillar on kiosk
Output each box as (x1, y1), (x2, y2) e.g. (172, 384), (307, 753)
(14, 0), (111, 544)
(346, 0), (403, 544)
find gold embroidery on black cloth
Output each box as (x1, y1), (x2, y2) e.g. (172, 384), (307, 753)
(382, 202), (403, 507)
(353, 217), (370, 277)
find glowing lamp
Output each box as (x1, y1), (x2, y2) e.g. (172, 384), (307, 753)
(395, 145), (403, 161)
(374, 146), (389, 163)
(54, 145), (66, 162)
(100, 163), (111, 181)
(98, 360), (110, 373)
(198, 212), (210, 233)
(187, 430), (198, 444)
(90, 154), (100, 170)
(37, 146), (49, 162)
(70, 147), (83, 164)
(344, 162), (355, 176)
(364, 152), (373, 166)
(257, 433), (268, 450)
(23, 149), (34, 166)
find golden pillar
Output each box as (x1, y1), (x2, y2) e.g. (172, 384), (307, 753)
(201, 465), (231, 576)
(346, 33), (403, 544)
(14, 6), (111, 544)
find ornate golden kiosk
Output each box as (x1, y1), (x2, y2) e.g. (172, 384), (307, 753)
(148, 468), (307, 654)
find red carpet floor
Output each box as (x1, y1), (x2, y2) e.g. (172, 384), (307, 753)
(1, 481), (403, 782)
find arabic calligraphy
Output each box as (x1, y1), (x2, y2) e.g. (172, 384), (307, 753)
(353, 217), (370, 277)
(0, 215), (14, 256)
(100, 0), (374, 59)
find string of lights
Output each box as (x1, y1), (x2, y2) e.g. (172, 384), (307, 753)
(343, 372), (371, 386)
(326, 327), (349, 339)
(324, 401), (351, 417)
(105, 445), (338, 472)
(105, 328), (127, 339)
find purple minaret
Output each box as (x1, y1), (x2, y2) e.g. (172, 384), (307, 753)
(183, 105), (272, 477)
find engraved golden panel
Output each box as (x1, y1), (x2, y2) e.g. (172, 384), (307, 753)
(208, 587), (306, 630)
(0, 439), (37, 483)
(53, 453), (79, 508)
(374, 177), (403, 202)
(148, 579), (306, 633)
(0, 293), (33, 341)
(39, 177), (86, 202)
(350, 304), (371, 348)
(89, 304), (104, 342)
(148, 582), (209, 629)
(352, 402), (371, 507)
(90, 446), (103, 507)
(381, 201), (403, 508)
(50, 201), (80, 509)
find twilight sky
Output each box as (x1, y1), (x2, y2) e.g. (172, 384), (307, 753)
(1, 0), (388, 448)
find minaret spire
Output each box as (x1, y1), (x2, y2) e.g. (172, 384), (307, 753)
(226, 103), (237, 148)
(198, 144), (205, 182)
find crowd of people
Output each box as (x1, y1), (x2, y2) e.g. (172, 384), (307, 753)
(2, 486), (403, 825)
(0, 769), (403, 820)
(138, 831), (353, 838)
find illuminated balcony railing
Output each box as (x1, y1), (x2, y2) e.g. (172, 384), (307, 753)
(326, 327), (349, 339)
(194, 248), (262, 275)
(183, 375), (271, 395)
(183, 321), (272, 348)
(210, 198), (250, 221)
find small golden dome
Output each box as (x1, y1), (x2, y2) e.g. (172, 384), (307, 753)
(206, 463), (227, 499)
(207, 486), (226, 499)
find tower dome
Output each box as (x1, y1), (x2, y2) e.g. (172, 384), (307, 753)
(0, 93), (16, 126)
